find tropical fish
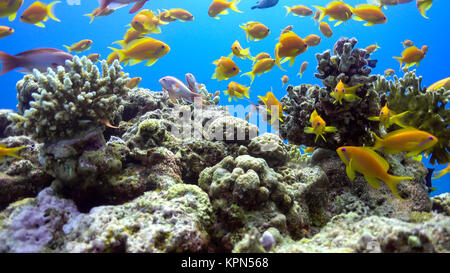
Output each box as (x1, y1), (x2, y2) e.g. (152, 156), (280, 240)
(384, 68), (395, 77)
(253, 52), (271, 64)
(126, 77), (142, 89)
(371, 128), (438, 157)
(368, 0), (399, 9)
(312, 10), (321, 24)
(208, 0), (242, 19)
(0, 0), (23, 21)
(84, 7), (114, 23)
(159, 76), (204, 104)
(398, 0), (413, 3)
(426, 77), (450, 92)
(319, 22), (333, 37)
(131, 9), (168, 34)
(162, 8), (194, 22)
(158, 9), (177, 22)
(241, 58), (275, 84)
(313, 1), (353, 26)
(185, 73), (202, 93)
(274, 30), (308, 70)
(63, 39), (93, 53)
(212, 56), (240, 81)
(401, 39), (414, 48)
(416, 0), (433, 19)
(330, 80), (363, 104)
(281, 75), (289, 87)
(301, 146), (316, 154)
(281, 25), (293, 34)
(224, 81), (250, 101)
(368, 104), (409, 130)
(240, 21), (270, 41)
(285, 5), (313, 17)
(298, 61), (308, 78)
(113, 28), (146, 48)
(336, 146), (413, 199)
(0, 48), (73, 75)
(393, 45), (428, 70)
(304, 34), (321, 47)
(107, 51), (120, 65)
(251, 0), (279, 9)
(351, 4), (387, 26)
(20, 1), (60, 28)
(432, 164), (449, 180)
(0, 25), (13, 39)
(228, 40), (253, 61)
(365, 43), (380, 54)
(94, 0), (149, 16)
(304, 110), (337, 142)
(87, 53), (100, 63)
(0, 144), (26, 161)
(257, 91), (283, 125)
(108, 37), (170, 67)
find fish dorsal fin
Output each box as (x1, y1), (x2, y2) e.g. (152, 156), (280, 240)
(383, 128), (418, 139)
(355, 4), (380, 10)
(362, 147), (389, 171)
(126, 37), (153, 50)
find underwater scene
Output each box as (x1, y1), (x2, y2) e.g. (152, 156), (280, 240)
(0, 0), (448, 254)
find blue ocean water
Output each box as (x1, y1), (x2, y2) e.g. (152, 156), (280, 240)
(0, 0), (448, 194)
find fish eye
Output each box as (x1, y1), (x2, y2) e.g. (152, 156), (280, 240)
(429, 136), (434, 140)
(342, 148), (346, 152)
(161, 45), (165, 48)
(232, 67), (236, 70)
(317, 122), (320, 125)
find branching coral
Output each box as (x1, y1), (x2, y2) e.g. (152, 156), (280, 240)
(8, 56), (130, 143)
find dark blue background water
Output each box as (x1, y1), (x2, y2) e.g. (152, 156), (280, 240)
(0, 0), (448, 194)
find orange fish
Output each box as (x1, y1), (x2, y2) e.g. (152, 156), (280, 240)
(393, 45), (428, 70)
(313, 1), (353, 26)
(212, 56), (240, 81)
(208, 0), (242, 19)
(304, 110), (337, 142)
(285, 5), (313, 17)
(275, 30), (308, 70)
(20, 1), (60, 28)
(319, 22), (333, 38)
(351, 4), (387, 26)
(298, 61), (308, 78)
(241, 58), (275, 84)
(240, 21), (270, 41)
(304, 34), (321, 47)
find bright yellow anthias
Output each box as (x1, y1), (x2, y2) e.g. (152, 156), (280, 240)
(285, 5), (313, 17)
(368, 104), (409, 130)
(313, 1), (353, 26)
(20, 1), (60, 28)
(84, 7), (114, 24)
(371, 128), (438, 157)
(393, 45), (428, 70)
(416, 0), (433, 19)
(0, 0), (23, 21)
(304, 110), (337, 142)
(241, 58), (275, 84)
(252, 52), (271, 64)
(365, 43), (380, 54)
(63, 39), (93, 53)
(240, 21), (270, 41)
(275, 31), (308, 70)
(336, 146), (413, 199)
(330, 80), (363, 104)
(351, 4), (387, 26)
(164, 8), (194, 21)
(228, 40), (253, 61)
(224, 81), (250, 102)
(108, 37), (170, 67)
(126, 77), (142, 89)
(281, 75), (289, 87)
(212, 56), (240, 81)
(257, 91), (283, 125)
(432, 164), (449, 180)
(208, 0), (242, 19)
(0, 144), (26, 161)
(426, 77), (450, 92)
(113, 28), (146, 48)
(131, 9), (168, 34)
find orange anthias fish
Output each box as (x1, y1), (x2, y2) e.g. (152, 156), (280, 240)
(84, 7), (115, 24)
(298, 61), (308, 78)
(113, 28), (146, 48)
(107, 51), (120, 65)
(281, 75), (289, 86)
(224, 81), (250, 102)
(426, 77), (450, 92)
(304, 110), (337, 142)
(313, 1), (353, 26)
(20, 1), (60, 28)
(87, 53), (100, 63)
(285, 5), (313, 17)
(126, 77), (142, 89)
(384, 68), (395, 77)
(158, 9), (177, 22)
(0, 144), (26, 161)
(228, 40), (253, 61)
(0, 0), (23, 21)
(336, 146), (413, 199)
(351, 4), (387, 26)
(163, 8), (194, 22)
(0, 25), (14, 39)
(365, 43), (380, 54)
(432, 164), (449, 180)
(63, 39), (93, 53)
(371, 128), (438, 157)
(304, 34), (321, 47)
(275, 31), (308, 70)
(319, 22), (333, 38)
(131, 9), (168, 34)
(368, 104), (409, 130)
(240, 21), (270, 41)
(253, 52), (271, 64)
(241, 58), (275, 84)
(330, 80), (363, 104)
(401, 39), (414, 48)
(108, 37), (170, 67)
(212, 56), (240, 81)
(393, 45), (428, 70)
(416, 0), (433, 19)
(208, 0), (242, 19)
(258, 91), (284, 125)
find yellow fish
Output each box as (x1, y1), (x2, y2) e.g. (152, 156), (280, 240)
(426, 77), (450, 92)
(158, 9), (177, 22)
(301, 146), (316, 154)
(371, 128), (438, 157)
(304, 34), (321, 47)
(304, 110), (337, 142)
(131, 9), (168, 34)
(241, 58), (275, 84)
(208, 0), (242, 19)
(223, 81), (250, 102)
(313, 1), (353, 26)
(108, 37), (170, 67)
(0, 0), (23, 21)
(336, 146), (413, 199)
(126, 77), (142, 89)
(228, 40), (253, 61)
(281, 75), (289, 87)
(252, 52), (271, 64)
(330, 80), (363, 104)
(257, 91), (283, 125)
(84, 7), (114, 24)
(113, 28), (146, 48)
(87, 53), (100, 63)
(212, 56), (240, 81)
(163, 8), (194, 22)
(298, 61), (308, 78)
(432, 164), (449, 180)
(393, 45), (428, 70)
(365, 43), (380, 54)
(20, 1), (60, 28)
(367, 104), (409, 130)
(0, 25), (14, 39)
(63, 39), (93, 53)
(275, 30), (308, 70)
(285, 5), (313, 17)
(416, 0), (433, 19)
(0, 144), (26, 161)
(240, 21), (270, 42)
(384, 68), (395, 77)
(351, 4), (387, 26)
(107, 51), (120, 65)
(319, 22), (333, 38)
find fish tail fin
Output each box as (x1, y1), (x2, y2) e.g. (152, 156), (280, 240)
(241, 71), (255, 85)
(8, 12), (17, 21)
(274, 43), (286, 71)
(107, 47), (126, 62)
(386, 175), (413, 200)
(312, 6), (327, 22)
(244, 87), (251, 99)
(63, 45), (72, 52)
(239, 25), (249, 41)
(241, 48), (251, 58)
(84, 13), (95, 24)
(418, 2), (432, 19)
(284, 6), (292, 17)
(112, 40), (127, 48)
(391, 111), (410, 128)
(229, 0), (242, 13)
(47, 1), (61, 22)
(393, 56), (403, 70)
(6, 146), (26, 160)
(0, 51), (20, 76)
(370, 131), (384, 150)
(304, 127), (314, 134)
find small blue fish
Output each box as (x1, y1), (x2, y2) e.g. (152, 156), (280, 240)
(251, 0), (279, 10)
